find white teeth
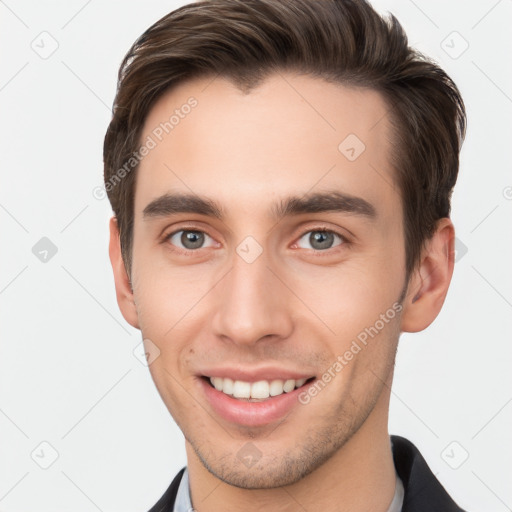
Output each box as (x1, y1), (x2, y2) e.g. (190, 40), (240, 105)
(295, 378), (306, 388)
(283, 379), (295, 392)
(251, 380), (270, 399)
(269, 379), (284, 396)
(208, 376), (310, 399)
(233, 380), (251, 398)
(212, 377), (223, 391)
(222, 377), (234, 395)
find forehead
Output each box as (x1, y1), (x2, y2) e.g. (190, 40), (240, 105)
(134, 72), (398, 221)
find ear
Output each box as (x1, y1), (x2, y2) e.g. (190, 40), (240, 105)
(400, 218), (455, 333)
(108, 217), (140, 330)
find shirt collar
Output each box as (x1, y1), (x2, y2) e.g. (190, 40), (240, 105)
(173, 464), (404, 512)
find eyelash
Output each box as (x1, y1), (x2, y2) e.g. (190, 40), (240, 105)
(162, 226), (349, 256)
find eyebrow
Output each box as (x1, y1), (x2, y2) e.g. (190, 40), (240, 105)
(142, 191), (376, 222)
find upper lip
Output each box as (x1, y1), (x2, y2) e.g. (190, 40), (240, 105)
(199, 366), (316, 383)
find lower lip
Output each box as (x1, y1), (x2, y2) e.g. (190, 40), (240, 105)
(199, 377), (314, 427)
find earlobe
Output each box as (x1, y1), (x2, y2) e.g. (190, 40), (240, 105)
(400, 218), (455, 333)
(108, 217), (140, 330)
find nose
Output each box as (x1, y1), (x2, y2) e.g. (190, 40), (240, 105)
(211, 246), (294, 347)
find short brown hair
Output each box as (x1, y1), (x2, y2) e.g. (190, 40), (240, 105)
(103, 0), (466, 279)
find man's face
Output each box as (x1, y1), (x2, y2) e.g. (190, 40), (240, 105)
(128, 73), (407, 488)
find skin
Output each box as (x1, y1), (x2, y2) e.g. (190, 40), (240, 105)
(109, 72), (455, 512)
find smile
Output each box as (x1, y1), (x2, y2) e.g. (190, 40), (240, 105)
(199, 374), (318, 426)
(207, 376), (314, 400)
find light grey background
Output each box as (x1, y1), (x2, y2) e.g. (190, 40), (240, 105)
(1, 0), (511, 510)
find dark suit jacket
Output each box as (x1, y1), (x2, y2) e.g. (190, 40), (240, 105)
(147, 435), (467, 511)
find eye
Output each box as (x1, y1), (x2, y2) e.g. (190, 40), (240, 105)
(295, 229), (346, 251)
(165, 229), (216, 252)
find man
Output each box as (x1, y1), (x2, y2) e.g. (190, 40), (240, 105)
(103, 0), (467, 510)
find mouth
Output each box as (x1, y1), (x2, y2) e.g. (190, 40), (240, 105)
(201, 375), (316, 402)
(198, 374), (318, 426)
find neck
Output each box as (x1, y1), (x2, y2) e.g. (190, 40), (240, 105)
(185, 386), (396, 512)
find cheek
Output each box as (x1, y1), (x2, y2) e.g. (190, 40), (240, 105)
(132, 262), (217, 384)
(132, 256), (211, 333)
(291, 255), (403, 331)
